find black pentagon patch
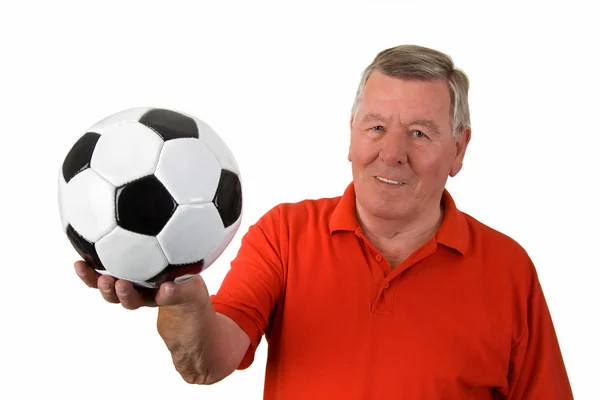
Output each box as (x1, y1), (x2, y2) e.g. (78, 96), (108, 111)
(145, 261), (204, 287)
(138, 108), (199, 141)
(66, 224), (106, 271)
(62, 131), (101, 183)
(212, 169), (242, 228)
(116, 175), (177, 236)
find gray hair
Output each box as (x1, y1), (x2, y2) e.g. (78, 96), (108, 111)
(351, 44), (470, 139)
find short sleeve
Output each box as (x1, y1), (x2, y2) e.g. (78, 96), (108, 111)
(505, 282), (573, 399)
(210, 205), (286, 370)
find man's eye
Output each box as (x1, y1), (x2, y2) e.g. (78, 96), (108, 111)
(412, 130), (426, 138)
(371, 125), (385, 132)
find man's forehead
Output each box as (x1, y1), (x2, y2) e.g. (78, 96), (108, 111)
(365, 70), (447, 87)
(356, 106), (447, 124)
(358, 111), (441, 132)
(360, 111), (434, 123)
(363, 73), (450, 102)
(359, 80), (451, 121)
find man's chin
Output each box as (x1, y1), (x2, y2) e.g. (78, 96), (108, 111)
(364, 197), (413, 220)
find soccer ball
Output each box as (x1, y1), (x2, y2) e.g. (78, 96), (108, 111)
(57, 107), (243, 288)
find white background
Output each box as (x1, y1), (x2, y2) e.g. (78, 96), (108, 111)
(1, 0), (598, 398)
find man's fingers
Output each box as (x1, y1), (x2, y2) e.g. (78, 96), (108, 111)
(97, 275), (120, 304)
(114, 280), (149, 310)
(155, 275), (209, 310)
(74, 261), (101, 288)
(75, 258), (204, 310)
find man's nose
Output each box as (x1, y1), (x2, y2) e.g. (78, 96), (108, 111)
(379, 130), (409, 165)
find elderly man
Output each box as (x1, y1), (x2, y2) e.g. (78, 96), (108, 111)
(75, 44), (573, 399)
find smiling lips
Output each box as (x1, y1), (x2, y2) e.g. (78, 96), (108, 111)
(375, 176), (403, 185)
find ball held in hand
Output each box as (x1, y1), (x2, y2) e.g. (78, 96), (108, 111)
(58, 107), (243, 288)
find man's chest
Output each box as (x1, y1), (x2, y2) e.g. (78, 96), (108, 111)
(269, 241), (512, 397)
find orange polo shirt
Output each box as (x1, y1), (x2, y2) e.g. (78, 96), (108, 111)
(210, 183), (573, 399)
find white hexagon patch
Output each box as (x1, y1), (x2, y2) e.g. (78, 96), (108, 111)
(90, 122), (164, 187)
(201, 215), (242, 270)
(96, 226), (168, 282)
(85, 107), (153, 135)
(155, 138), (221, 205)
(57, 167), (69, 233)
(157, 203), (225, 265)
(193, 117), (240, 174)
(64, 168), (116, 242)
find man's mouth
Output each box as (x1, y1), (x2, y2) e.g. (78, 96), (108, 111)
(375, 176), (402, 185)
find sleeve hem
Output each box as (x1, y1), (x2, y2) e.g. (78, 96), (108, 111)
(212, 299), (263, 370)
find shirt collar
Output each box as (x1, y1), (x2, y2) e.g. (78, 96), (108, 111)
(329, 182), (469, 255)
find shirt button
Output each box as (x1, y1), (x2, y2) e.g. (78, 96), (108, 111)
(384, 283), (390, 289)
(375, 254), (382, 261)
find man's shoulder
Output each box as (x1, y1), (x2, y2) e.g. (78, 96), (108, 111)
(462, 211), (521, 245)
(261, 194), (343, 223)
(460, 210), (535, 273)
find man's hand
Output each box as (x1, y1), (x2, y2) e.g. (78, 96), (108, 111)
(74, 260), (191, 309)
(74, 259), (247, 384)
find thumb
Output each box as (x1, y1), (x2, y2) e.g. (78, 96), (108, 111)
(155, 274), (210, 310)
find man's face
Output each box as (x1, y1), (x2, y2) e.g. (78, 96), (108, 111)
(348, 70), (471, 222)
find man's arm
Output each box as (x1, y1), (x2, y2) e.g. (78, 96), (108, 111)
(73, 259), (251, 384)
(157, 204), (286, 383)
(505, 283), (573, 399)
(156, 275), (251, 385)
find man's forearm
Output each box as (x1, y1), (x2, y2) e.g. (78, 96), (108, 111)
(157, 300), (226, 385)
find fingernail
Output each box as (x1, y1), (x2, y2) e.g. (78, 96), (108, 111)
(116, 287), (127, 296)
(164, 285), (174, 295)
(75, 266), (85, 275)
(99, 282), (110, 291)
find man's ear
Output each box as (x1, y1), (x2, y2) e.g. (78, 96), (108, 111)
(449, 126), (472, 177)
(348, 114), (354, 162)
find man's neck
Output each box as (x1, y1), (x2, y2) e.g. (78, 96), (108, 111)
(356, 200), (445, 252)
